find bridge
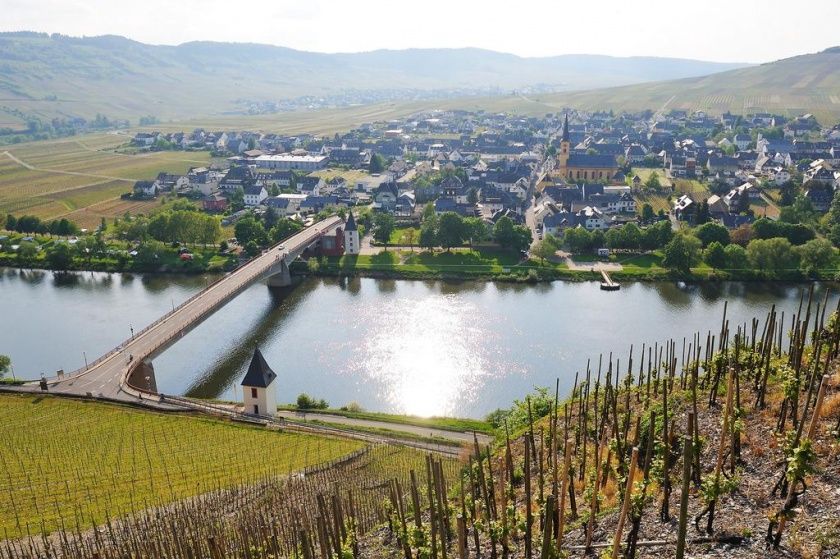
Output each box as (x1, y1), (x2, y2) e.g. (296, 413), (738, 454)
(12, 215), (343, 408)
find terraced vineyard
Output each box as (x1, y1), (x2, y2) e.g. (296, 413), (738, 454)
(0, 135), (214, 227)
(0, 394), (362, 539)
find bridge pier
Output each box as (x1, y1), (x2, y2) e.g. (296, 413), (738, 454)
(266, 258), (292, 288)
(128, 359), (158, 393)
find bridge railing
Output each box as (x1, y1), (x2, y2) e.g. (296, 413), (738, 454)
(64, 216), (341, 379)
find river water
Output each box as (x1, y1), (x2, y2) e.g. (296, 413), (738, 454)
(1, 267), (837, 417)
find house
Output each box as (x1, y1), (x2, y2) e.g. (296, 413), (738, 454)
(243, 184), (268, 207)
(575, 206), (608, 230)
(202, 193), (229, 212)
(220, 166), (255, 192)
(733, 134), (751, 151)
(804, 184), (834, 212)
(673, 194), (695, 221)
(133, 180), (157, 198)
(440, 175), (470, 203)
(542, 212), (577, 238)
(267, 193), (307, 216)
(395, 192), (416, 217)
(155, 172), (188, 193)
(241, 347), (277, 417)
(374, 181), (399, 211)
(707, 156), (740, 173)
(299, 195), (342, 214)
(298, 175), (325, 196)
(253, 153), (328, 171)
(434, 198), (475, 216)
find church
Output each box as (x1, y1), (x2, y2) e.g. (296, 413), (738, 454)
(555, 113), (619, 182)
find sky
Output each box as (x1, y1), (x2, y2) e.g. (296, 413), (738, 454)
(2, 0), (839, 63)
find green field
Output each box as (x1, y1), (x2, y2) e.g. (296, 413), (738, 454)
(0, 135), (214, 227)
(0, 394), (362, 538)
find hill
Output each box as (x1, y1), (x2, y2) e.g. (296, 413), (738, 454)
(486, 47), (840, 123)
(0, 32), (747, 127)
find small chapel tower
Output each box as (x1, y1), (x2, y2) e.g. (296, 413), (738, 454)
(241, 347), (277, 417)
(343, 210), (360, 255)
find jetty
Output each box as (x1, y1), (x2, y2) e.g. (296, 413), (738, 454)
(600, 269), (620, 291)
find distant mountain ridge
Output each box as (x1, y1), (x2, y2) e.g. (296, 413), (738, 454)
(0, 32), (749, 125)
(505, 47), (840, 123)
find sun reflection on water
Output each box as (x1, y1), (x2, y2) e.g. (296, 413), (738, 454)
(352, 293), (494, 416)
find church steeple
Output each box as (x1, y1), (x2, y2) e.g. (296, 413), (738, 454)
(561, 112), (570, 142)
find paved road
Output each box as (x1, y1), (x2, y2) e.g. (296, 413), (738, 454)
(11, 216), (343, 407)
(277, 410), (493, 445)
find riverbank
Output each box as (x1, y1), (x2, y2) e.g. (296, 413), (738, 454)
(297, 250), (839, 283)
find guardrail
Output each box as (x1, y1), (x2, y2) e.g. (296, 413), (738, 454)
(63, 216), (342, 380)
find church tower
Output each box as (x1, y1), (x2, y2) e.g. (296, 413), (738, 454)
(558, 112), (571, 177)
(343, 210), (360, 255)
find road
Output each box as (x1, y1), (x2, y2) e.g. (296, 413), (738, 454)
(277, 410), (493, 445)
(9, 216), (343, 407)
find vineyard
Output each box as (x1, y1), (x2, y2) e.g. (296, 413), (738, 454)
(0, 136), (214, 227)
(3, 289), (840, 558)
(0, 395), (362, 540)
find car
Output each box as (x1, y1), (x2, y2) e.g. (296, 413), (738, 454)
(278, 245), (285, 250)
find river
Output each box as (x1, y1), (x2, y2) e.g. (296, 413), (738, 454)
(1, 267), (837, 418)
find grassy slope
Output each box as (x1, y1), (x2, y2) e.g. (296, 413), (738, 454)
(478, 49), (840, 123)
(0, 393), (362, 538)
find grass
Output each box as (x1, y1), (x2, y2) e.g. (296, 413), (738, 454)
(0, 135), (215, 227)
(631, 168), (673, 189)
(388, 227), (420, 245)
(278, 406), (493, 434)
(0, 393), (362, 538)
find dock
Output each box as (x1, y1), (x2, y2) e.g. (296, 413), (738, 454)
(600, 270), (620, 291)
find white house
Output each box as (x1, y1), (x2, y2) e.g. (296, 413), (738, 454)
(344, 210), (360, 255)
(244, 184), (268, 207)
(241, 348), (277, 417)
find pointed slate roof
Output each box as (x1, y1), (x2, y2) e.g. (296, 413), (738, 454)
(561, 113), (570, 143)
(241, 348), (277, 388)
(345, 210), (357, 231)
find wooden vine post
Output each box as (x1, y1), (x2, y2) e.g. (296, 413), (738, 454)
(612, 447), (639, 559)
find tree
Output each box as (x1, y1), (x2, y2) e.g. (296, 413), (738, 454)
(229, 186), (245, 211)
(0, 355), (10, 378)
(641, 220), (673, 250)
(234, 216), (268, 247)
(404, 227), (416, 250)
(369, 152), (386, 174)
(564, 227), (592, 253)
(640, 203), (655, 222)
(46, 242), (74, 271)
(16, 240), (38, 267)
(644, 173), (661, 190)
(462, 217), (486, 251)
(437, 212), (465, 251)
(662, 233), (702, 273)
(372, 213), (396, 249)
(796, 238), (836, 276)
(694, 222), (730, 247)
(703, 241), (727, 271)
(271, 218), (304, 243)
(419, 222), (437, 251)
(421, 202), (436, 223)
(493, 216), (516, 248)
(746, 237), (798, 273)
(694, 200), (711, 225)
(511, 225), (533, 253)
(467, 188), (478, 205)
(730, 224), (753, 247)
(263, 207), (279, 230)
(724, 243), (748, 269)
(532, 238), (557, 264)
